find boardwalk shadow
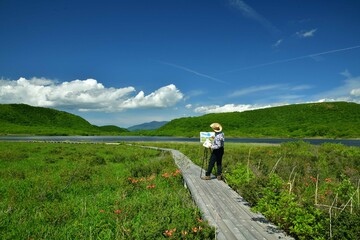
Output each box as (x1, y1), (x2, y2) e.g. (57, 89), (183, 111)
(235, 196), (252, 207)
(251, 216), (270, 224)
(251, 217), (286, 234)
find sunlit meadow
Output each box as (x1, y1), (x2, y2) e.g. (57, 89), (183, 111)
(0, 142), (214, 239)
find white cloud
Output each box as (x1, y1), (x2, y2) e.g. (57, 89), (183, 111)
(122, 84), (183, 109)
(296, 28), (317, 38)
(194, 103), (275, 114)
(0, 77), (184, 112)
(27, 77), (55, 86)
(351, 88), (360, 97)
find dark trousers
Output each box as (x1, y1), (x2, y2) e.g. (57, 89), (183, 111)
(206, 147), (224, 177)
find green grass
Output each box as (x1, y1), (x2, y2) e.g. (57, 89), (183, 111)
(0, 142), (214, 239)
(2, 140), (360, 239)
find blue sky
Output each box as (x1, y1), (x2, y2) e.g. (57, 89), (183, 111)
(1, 0), (359, 128)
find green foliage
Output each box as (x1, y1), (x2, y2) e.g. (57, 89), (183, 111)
(0, 104), (129, 135)
(331, 211), (360, 239)
(151, 101), (360, 138)
(0, 142), (214, 239)
(98, 125), (128, 133)
(253, 174), (326, 239)
(224, 163), (254, 191)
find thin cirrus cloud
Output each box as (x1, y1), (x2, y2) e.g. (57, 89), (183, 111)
(296, 28), (317, 38)
(229, 0), (280, 34)
(290, 85), (313, 91)
(272, 39), (283, 47)
(195, 74), (360, 114)
(158, 60), (227, 84)
(314, 76), (360, 101)
(229, 84), (285, 97)
(220, 45), (360, 74)
(0, 77), (184, 112)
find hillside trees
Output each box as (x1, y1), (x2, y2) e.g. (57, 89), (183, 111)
(154, 102), (360, 138)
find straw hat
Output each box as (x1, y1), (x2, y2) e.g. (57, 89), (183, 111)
(210, 123), (222, 132)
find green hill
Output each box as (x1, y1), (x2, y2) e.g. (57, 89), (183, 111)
(152, 102), (360, 138)
(1, 102), (359, 138)
(98, 125), (129, 133)
(0, 104), (128, 135)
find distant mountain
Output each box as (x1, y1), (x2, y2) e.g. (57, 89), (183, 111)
(127, 121), (169, 131)
(0, 104), (128, 135)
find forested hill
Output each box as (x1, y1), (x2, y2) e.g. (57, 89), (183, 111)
(1, 102), (359, 138)
(153, 102), (360, 138)
(0, 104), (128, 135)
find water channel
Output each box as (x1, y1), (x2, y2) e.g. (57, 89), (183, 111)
(0, 136), (359, 147)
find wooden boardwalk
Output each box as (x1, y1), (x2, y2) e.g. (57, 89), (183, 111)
(160, 147), (293, 240)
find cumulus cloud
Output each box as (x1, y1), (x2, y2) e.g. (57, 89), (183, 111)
(0, 77), (184, 112)
(122, 84), (183, 109)
(296, 28), (317, 38)
(350, 89), (360, 97)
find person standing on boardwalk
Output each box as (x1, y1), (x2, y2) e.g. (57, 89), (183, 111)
(201, 123), (225, 180)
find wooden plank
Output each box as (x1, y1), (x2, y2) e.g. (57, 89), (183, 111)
(198, 177), (273, 240)
(209, 179), (280, 238)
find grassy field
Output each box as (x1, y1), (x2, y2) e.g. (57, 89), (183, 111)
(1, 141), (360, 239)
(0, 142), (214, 239)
